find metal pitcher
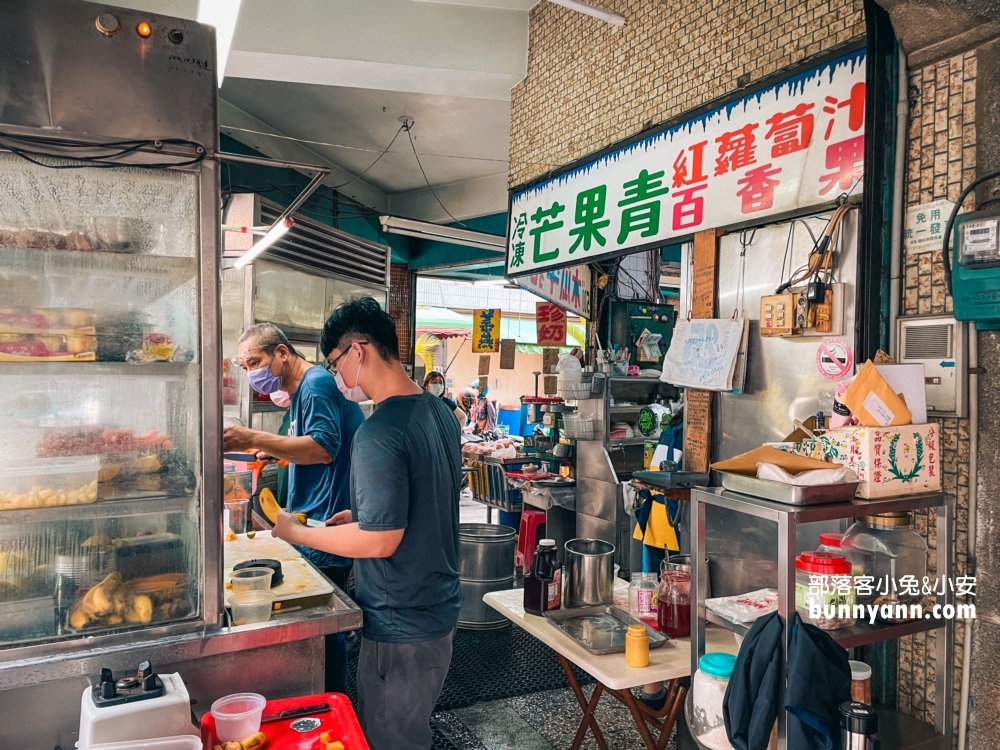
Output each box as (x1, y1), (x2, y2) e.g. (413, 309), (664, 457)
(564, 538), (615, 607)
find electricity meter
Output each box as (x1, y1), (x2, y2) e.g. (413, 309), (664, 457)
(951, 209), (1000, 323)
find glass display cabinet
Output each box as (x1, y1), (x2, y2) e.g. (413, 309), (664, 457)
(0, 152), (221, 650)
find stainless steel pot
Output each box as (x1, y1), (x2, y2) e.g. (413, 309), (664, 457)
(459, 523), (516, 580)
(564, 538), (615, 608)
(458, 524), (516, 630)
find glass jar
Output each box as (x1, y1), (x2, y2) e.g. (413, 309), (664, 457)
(690, 652), (738, 749)
(657, 566), (691, 638)
(628, 572), (658, 624)
(840, 512), (929, 609)
(795, 551), (856, 630)
(817, 532), (844, 555)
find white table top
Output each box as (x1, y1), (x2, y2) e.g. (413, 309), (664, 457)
(483, 581), (738, 691)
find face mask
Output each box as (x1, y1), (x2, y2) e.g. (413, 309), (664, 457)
(247, 357), (282, 395)
(335, 350), (367, 402)
(428, 383), (444, 397)
(270, 390), (291, 408)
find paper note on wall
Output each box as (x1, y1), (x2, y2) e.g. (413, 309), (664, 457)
(661, 319), (744, 390)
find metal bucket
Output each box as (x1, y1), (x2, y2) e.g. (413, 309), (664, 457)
(458, 524), (516, 630)
(564, 538), (615, 608)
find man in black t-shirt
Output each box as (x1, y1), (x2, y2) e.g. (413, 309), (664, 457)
(272, 297), (461, 750)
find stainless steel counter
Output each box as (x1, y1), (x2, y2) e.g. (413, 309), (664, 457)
(0, 591), (361, 750)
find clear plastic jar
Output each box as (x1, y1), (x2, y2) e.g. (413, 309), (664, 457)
(840, 512), (929, 611)
(690, 652), (737, 749)
(628, 572), (658, 624)
(795, 551), (856, 630)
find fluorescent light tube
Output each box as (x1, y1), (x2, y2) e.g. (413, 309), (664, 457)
(197, 0), (243, 86)
(380, 215), (506, 252)
(547, 0), (625, 26)
(234, 216), (293, 268)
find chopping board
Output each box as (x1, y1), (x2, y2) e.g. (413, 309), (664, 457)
(223, 530), (334, 605)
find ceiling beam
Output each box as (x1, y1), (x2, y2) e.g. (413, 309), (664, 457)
(226, 52), (518, 101)
(219, 99), (388, 212)
(388, 173), (509, 222)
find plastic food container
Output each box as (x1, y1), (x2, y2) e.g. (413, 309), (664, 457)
(795, 551), (856, 630)
(229, 591), (274, 625)
(0, 455), (99, 511)
(210, 693), (266, 742)
(89, 737), (202, 750)
(840, 512), (929, 612)
(817, 532), (844, 556)
(225, 498), (250, 535)
(223, 469), (253, 501)
(230, 568), (274, 593)
(690, 652), (738, 749)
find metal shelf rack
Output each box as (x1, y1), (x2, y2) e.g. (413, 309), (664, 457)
(690, 486), (953, 750)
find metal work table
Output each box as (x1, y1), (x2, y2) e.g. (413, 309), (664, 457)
(690, 487), (952, 750)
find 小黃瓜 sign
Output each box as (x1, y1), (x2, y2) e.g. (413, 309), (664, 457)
(507, 49), (867, 274)
(536, 302), (567, 346)
(513, 265), (592, 318)
(472, 309), (501, 353)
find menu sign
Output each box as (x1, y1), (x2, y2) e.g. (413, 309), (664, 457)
(507, 50), (866, 274)
(472, 309), (501, 353)
(536, 302), (567, 346)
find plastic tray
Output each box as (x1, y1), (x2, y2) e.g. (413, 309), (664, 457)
(89, 737), (201, 750)
(0, 455), (99, 510)
(201, 693), (368, 750)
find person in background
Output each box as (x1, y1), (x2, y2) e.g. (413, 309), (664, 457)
(272, 297), (462, 750)
(223, 323), (364, 693)
(423, 370), (465, 424)
(467, 379), (497, 435)
(457, 386), (477, 429)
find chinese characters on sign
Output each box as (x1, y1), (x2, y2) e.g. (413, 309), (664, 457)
(904, 199), (956, 254)
(508, 50), (867, 274)
(536, 302), (567, 346)
(513, 264), (592, 318)
(472, 309), (501, 353)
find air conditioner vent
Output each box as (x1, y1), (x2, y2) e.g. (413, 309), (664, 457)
(903, 323), (952, 360)
(259, 200), (389, 287)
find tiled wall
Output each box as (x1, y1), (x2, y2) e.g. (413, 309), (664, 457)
(897, 51), (976, 741)
(509, 0), (866, 189)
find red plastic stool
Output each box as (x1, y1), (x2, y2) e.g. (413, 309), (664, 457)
(201, 692), (368, 750)
(516, 508), (547, 573)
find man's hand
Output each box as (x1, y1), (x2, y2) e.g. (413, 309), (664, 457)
(271, 509), (303, 544)
(223, 425), (257, 452)
(326, 510), (353, 526)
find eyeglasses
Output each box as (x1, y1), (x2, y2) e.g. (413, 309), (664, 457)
(230, 348), (269, 370)
(326, 340), (370, 374)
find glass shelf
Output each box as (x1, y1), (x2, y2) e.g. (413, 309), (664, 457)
(0, 494), (192, 524)
(0, 361), (194, 378)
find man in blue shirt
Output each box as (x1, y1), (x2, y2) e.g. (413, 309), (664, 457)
(272, 297), (462, 750)
(223, 322), (363, 690)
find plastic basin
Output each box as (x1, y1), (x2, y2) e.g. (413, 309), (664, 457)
(230, 591), (274, 626)
(210, 693), (266, 742)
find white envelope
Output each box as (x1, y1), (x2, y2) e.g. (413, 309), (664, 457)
(875, 363), (927, 424)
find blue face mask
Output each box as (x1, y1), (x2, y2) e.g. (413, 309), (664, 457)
(248, 358), (282, 395)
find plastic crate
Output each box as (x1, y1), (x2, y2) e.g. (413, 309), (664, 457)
(561, 415), (597, 440)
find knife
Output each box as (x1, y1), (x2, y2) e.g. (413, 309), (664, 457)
(260, 702), (330, 723)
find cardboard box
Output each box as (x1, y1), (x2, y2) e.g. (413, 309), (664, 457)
(791, 425), (940, 498)
(711, 446), (842, 476)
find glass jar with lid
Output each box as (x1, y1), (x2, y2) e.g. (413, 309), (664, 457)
(689, 652), (738, 749)
(795, 551), (856, 630)
(657, 561), (691, 638)
(817, 532), (844, 555)
(840, 512), (928, 608)
(628, 572), (658, 624)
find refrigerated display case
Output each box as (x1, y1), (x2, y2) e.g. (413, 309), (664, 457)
(0, 4), (361, 748)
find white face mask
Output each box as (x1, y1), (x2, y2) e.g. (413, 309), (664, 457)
(428, 383), (444, 397)
(335, 350), (367, 402)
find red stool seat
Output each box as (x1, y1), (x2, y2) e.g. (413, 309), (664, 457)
(516, 508), (547, 573)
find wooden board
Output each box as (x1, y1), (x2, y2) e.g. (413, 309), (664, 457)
(223, 530), (334, 605)
(685, 228), (723, 474)
(499, 339), (516, 369)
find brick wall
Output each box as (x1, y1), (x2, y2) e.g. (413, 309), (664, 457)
(896, 51), (976, 741)
(509, 0), (867, 189)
